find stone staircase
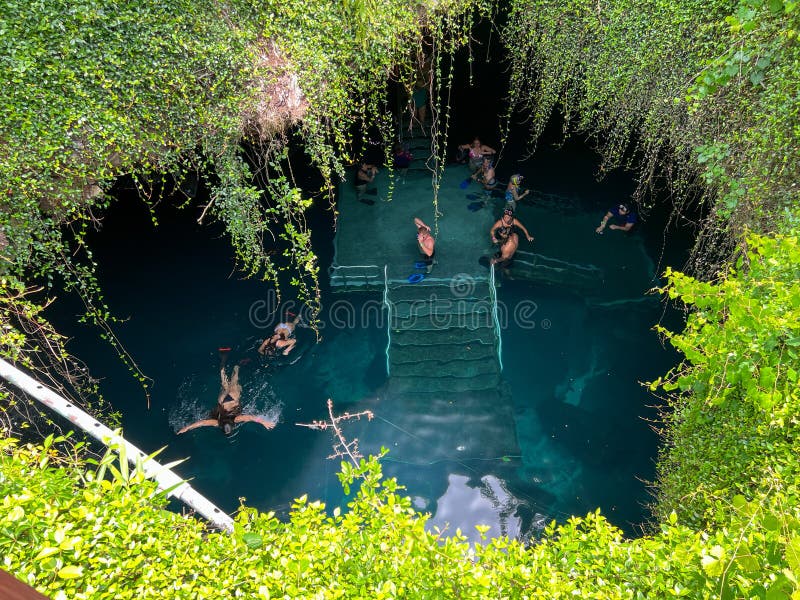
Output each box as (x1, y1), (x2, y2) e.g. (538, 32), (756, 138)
(385, 278), (502, 395)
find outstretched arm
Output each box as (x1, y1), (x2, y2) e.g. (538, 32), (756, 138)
(234, 415), (276, 430)
(610, 221), (634, 232)
(414, 217), (430, 231)
(596, 211), (614, 233)
(177, 419), (218, 434)
(514, 219), (534, 242)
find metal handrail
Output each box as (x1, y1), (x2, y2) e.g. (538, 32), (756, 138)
(489, 265), (503, 372)
(0, 359), (234, 532)
(383, 265), (391, 376)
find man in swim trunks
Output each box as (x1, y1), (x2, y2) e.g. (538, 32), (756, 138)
(258, 312), (302, 356)
(354, 161), (378, 204)
(595, 202), (638, 233)
(458, 138), (496, 173)
(489, 208), (534, 274)
(177, 364), (276, 435)
(414, 216), (436, 273)
(504, 174), (530, 212)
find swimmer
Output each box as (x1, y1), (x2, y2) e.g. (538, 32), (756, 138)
(472, 157), (499, 191)
(596, 203), (638, 234)
(258, 312), (302, 356)
(458, 138), (497, 173)
(504, 174), (530, 212)
(354, 161), (379, 204)
(177, 364), (275, 435)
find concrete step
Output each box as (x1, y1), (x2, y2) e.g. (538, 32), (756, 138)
(387, 373), (502, 394)
(391, 326), (496, 346)
(390, 357), (501, 378)
(390, 298), (492, 319)
(390, 344), (497, 365)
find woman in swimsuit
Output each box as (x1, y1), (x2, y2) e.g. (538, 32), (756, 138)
(458, 138), (496, 173)
(258, 313), (302, 356)
(177, 364), (275, 435)
(489, 209), (534, 270)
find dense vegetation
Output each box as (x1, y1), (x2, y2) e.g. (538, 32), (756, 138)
(2, 0), (800, 597)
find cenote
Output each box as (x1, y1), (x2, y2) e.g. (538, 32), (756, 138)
(48, 107), (692, 542)
(34, 16), (699, 544)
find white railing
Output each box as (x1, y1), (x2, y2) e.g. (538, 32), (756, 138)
(0, 359), (234, 532)
(489, 264), (504, 372)
(383, 265), (391, 376)
(329, 264), (383, 288)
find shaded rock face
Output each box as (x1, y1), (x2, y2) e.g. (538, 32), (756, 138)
(243, 40), (309, 140)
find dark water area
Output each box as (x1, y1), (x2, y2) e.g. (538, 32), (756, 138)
(41, 22), (695, 541)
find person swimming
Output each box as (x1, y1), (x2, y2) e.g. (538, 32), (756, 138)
(258, 312), (302, 356)
(504, 174), (530, 211)
(177, 363), (275, 435)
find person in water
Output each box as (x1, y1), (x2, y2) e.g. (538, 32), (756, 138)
(354, 161), (379, 204)
(504, 174), (530, 211)
(258, 312), (302, 356)
(490, 208), (534, 274)
(595, 202), (638, 233)
(472, 157), (499, 191)
(458, 138), (496, 173)
(393, 143), (413, 177)
(414, 216), (436, 274)
(177, 364), (275, 435)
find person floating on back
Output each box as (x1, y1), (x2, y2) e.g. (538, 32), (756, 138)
(258, 312), (302, 357)
(177, 361), (275, 435)
(596, 203), (638, 234)
(414, 216), (436, 274)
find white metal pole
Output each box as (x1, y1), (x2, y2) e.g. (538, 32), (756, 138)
(0, 358), (234, 533)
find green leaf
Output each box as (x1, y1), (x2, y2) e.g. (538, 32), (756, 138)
(57, 565), (84, 579)
(242, 532), (263, 549)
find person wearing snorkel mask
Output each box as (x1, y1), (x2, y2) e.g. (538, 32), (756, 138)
(177, 361), (276, 436)
(505, 174), (530, 211)
(489, 208), (534, 274)
(596, 203), (638, 234)
(472, 156), (499, 191)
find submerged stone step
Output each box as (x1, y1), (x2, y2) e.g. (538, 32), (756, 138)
(390, 298), (492, 319)
(391, 326), (497, 346)
(390, 357), (500, 378)
(387, 373), (502, 394)
(388, 281), (492, 303)
(390, 343), (497, 365)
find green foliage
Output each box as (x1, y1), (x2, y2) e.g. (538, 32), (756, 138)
(651, 235), (800, 589)
(504, 0), (800, 247)
(2, 433), (800, 598)
(0, 0), (484, 430)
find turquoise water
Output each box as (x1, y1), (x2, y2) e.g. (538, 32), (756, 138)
(48, 137), (687, 542)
